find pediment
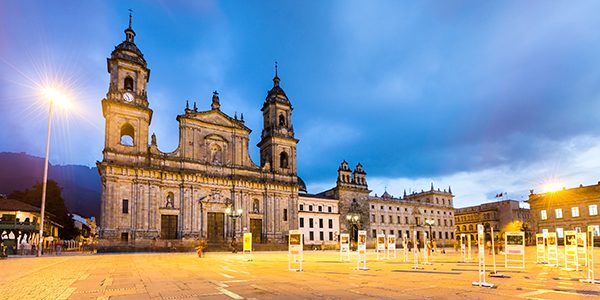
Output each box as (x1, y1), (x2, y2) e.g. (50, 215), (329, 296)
(182, 110), (249, 131)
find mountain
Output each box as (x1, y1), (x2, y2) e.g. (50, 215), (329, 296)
(0, 152), (101, 222)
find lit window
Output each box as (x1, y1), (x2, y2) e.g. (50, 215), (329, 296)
(555, 208), (563, 219)
(589, 205), (598, 216)
(556, 228), (564, 238)
(571, 207), (579, 218)
(540, 210), (547, 220)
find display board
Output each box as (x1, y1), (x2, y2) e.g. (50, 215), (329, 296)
(288, 230), (303, 271)
(411, 230), (423, 269)
(356, 230), (368, 270)
(402, 234), (408, 262)
(577, 232), (587, 267)
(472, 224), (494, 287)
(387, 234), (396, 259)
(536, 233), (546, 264)
(243, 232), (252, 261)
(460, 233), (466, 262)
(581, 225), (600, 284)
(504, 231), (525, 269)
(563, 230), (578, 271)
(376, 233), (387, 260)
(547, 232), (559, 266)
(467, 234), (472, 261)
(340, 233), (350, 262)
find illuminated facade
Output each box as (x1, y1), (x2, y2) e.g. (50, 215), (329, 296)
(98, 17), (298, 243)
(528, 183), (600, 239)
(454, 200), (532, 243)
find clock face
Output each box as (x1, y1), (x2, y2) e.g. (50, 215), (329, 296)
(123, 92), (134, 102)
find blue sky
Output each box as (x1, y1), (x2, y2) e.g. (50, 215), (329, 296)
(2, 0), (600, 208)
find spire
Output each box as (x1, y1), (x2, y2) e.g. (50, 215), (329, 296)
(403, 189), (407, 198)
(128, 9), (133, 29)
(240, 113), (245, 123)
(124, 9), (136, 43)
(193, 101), (197, 112)
(273, 61), (280, 87)
(211, 91), (220, 110)
(430, 182), (434, 191)
(186, 100), (189, 109)
(448, 185), (452, 194)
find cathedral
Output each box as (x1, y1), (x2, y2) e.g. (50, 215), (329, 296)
(98, 17), (456, 246)
(98, 17), (299, 243)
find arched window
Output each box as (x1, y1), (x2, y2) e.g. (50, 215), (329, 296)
(253, 199), (260, 213)
(211, 144), (223, 164)
(124, 76), (134, 91)
(280, 151), (288, 168)
(462, 225), (467, 231)
(278, 114), (286, 126)
(120, 123), (135, 146)
(166, 192), (174, 208)
(468, 224), (474, 231)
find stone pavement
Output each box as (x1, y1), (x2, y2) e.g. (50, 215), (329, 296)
(1, 246), (600, 299)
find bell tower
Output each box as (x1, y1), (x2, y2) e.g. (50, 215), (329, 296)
(257, 64), (298, 175)
(102, 12), (152, 158)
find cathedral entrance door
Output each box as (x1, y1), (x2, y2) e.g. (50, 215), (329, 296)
(160, 215), (178, 239)
(250, 219), (262, 243)
(207, 212), (225, 243)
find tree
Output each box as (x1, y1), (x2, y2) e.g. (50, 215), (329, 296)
(8, 180), (79, 239)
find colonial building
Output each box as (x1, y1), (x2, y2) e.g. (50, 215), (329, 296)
(297, 187), (340, 246)
(368, 186), (455, 246)
(98, 17), (299, 243)
(528, 183), (600, 239)
(307, 161), (455, 246)
(455, 200), (532, 243)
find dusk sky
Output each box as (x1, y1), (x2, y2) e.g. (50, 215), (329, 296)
(2, 1), (600, 208)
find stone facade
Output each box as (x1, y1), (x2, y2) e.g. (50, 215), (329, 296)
(455, 200), (532, 243)
(528, 183), (600, 239)
(98, 19), (298, 243)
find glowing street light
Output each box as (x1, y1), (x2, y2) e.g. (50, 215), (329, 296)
(37, 86), (70, 257)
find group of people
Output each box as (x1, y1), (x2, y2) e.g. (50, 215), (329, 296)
(407, 239), (442, 254)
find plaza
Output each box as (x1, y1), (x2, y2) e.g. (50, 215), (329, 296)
(1, 247), (599, 299)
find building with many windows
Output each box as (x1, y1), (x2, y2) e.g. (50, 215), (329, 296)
(367, 187), (455, 247)
(454, 200), (532, 243)
(303, 161), (456, 247)
(528, 182), (600, 239)
(297, 192), (340, 246)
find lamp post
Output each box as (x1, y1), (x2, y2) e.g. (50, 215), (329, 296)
(346, 201), (361, 249)
(37, 88), (68, 257)
(424, 219), (435, 241)
(224, 198), (243, 253)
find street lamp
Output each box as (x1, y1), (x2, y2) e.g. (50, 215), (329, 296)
(37, 87), (69, 257)
(424, 219), (435, 241)
(224, 198), (243, 252)
(346, 200), (361, 246)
